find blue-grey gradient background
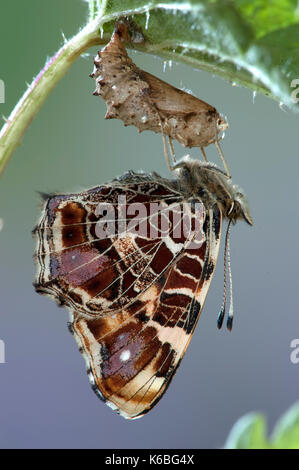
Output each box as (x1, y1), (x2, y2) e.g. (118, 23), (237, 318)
(0, 1), (298, 449)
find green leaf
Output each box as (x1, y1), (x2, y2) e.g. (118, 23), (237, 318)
(224, 402), (299, 449)
(1, 0), (299, 178)
(224, 413), (269, 449)
(271, 402), (299, 449)
(88, 0), (299, 109)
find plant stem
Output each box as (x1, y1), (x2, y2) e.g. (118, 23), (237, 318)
(0, 19), (107, 177)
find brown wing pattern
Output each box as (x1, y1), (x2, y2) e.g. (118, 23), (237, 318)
(34, 173), (222, 418)
(69, 202), (221, 418)
(35, 175), (184, 316)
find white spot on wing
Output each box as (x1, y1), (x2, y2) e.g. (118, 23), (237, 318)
(120, 350), (131, 362)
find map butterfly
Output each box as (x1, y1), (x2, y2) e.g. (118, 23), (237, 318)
(34, 158), (252, 419)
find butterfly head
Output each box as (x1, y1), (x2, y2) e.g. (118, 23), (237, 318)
(174, 158), (253, 226)
(228, 188), (253, 226)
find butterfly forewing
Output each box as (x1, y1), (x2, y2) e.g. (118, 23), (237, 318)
(35, 176), (181, 315)
(34, 171), (222, 418)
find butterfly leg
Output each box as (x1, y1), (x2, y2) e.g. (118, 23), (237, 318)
(155, 110), (177, 172)
(200, 146), (209, 162)
(161, 130), (176, 171)
(150, 100), (177, 171)
(168, 137), (176, 163)
(215, 140), (231, 178)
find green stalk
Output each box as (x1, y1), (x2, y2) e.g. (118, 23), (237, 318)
(0, 19), (107, 177)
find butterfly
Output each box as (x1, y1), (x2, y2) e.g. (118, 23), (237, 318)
(34, 157), (252, 419)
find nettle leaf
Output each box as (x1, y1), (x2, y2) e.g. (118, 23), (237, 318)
(1, 0), (299, 177)
(270, 402), (299, 449)
(224, 402), (299, 449)
(88, 0), (299, 109)
(224, 413), (269, 449)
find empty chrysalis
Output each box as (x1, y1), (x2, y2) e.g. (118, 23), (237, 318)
(90, 23), (230, 174)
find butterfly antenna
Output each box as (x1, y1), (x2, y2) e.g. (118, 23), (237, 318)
(215, 140), (231, 178)
(217, 219), (232, 329)
(226, 223), (234, 331)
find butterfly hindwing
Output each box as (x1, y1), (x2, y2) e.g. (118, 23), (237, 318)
(68, 205), (221, 419)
